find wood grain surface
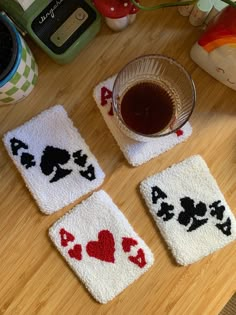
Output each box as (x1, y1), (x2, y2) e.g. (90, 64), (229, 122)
(0, 6), (235, 315)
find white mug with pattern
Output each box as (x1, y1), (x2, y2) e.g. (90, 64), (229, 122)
(0, 14), (38, 105)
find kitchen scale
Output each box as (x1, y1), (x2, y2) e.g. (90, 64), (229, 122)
(0, 0), (101, 64)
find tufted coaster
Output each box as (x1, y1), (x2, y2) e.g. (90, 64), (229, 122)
(49, 190), (154, 304)
(3, 105), (105, 215)
(93, 75), (192, 166)
(140, 155), (236, 265)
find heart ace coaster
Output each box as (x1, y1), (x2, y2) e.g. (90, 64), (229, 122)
(3, 105), (105, 214)
(140, 155), (236, 265)
(93, 75), (192, 166)
(49, 190), (154, 304)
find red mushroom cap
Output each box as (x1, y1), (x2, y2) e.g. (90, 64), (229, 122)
(93, 0), (138, 19)
(130, 0), (139, 14)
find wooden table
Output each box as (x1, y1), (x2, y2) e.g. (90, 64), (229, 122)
(0, 6), (235, 315)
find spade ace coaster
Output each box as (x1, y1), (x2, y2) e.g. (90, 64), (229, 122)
(140, 155), (236, 266)
(49, 190), (154, 304)
(93, 76), (192, 166)
(3, 105), (105, 214)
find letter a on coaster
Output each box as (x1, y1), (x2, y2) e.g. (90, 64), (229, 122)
(49, 190), (154, 303)
(140, 155), (236, 265)
(3, 105), (105, 214)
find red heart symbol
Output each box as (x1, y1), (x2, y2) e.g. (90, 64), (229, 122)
(68, 244), (82, 261)
(60, 228), (75, 247)
(175, 129), (184, 137)
(122, 237), (138, 253)
(86, 230), (115, 263)
(129, 248), (146, 268)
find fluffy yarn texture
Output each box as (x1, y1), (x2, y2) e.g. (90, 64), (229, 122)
(49, 190), (154, 304)
(93, 75), (192, 166)
(140, 155), (236, 265)
(3, 105), (105, 214)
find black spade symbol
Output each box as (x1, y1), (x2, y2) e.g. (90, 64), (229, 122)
(216, 218), (232, 236)
(21, 152), (36, 169)
(73, 150), (87, 167)
(40, 146), (72, 183)
(79, 164), (95, 181)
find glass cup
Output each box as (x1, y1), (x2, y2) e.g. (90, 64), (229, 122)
(112, 54), (196, 142)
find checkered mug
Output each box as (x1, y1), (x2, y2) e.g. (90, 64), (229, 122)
(0, 14), (38, 105)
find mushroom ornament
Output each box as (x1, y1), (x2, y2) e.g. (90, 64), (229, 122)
(93, 0), (139, 31)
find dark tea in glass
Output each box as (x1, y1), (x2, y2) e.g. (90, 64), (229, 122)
(112, 55), (196, 142)
(120, 81), (175, 135)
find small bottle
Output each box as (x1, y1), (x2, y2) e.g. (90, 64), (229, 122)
(189, 0), (213, 26)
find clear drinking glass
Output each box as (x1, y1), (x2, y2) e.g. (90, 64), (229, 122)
(112, 54), (196, 142)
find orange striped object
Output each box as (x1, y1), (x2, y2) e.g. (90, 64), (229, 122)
(198, 6), (236, 52)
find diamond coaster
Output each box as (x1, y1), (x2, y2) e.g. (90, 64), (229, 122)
(140, 155), (236, 265)
(49, 190), (154, 304)
(93, 75), (192, 167)
(3, 105), (105, 215)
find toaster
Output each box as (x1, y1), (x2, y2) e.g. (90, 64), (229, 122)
(0, 0), (101, 64)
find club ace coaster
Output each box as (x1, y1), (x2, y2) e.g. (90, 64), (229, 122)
(140, 155), (236, 266)
(49, 190), (154, 304)
(3, 105), (105, 214)
(93, 75), (192, 166)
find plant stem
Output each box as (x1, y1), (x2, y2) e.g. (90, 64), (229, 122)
(220, 0), (236, 8)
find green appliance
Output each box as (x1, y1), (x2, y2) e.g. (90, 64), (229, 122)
(0, 0), (101, 64)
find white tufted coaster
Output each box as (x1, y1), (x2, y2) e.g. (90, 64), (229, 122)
(93, 75), (192, 166)
(140, 155), (236, 265)
(49, 190), (154, 303)
(3, 105), (105, 214)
